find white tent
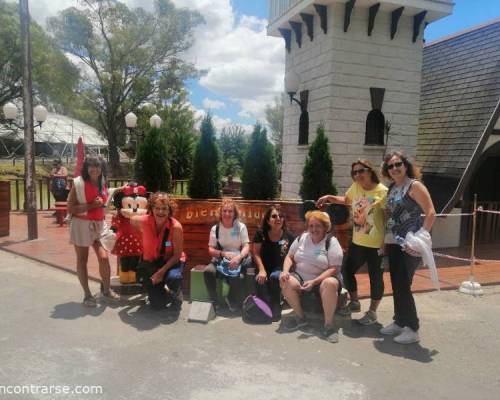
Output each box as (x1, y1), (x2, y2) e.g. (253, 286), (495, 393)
(0, 112), (108, 157)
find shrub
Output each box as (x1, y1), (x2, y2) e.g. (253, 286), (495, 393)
(299, 124), (337, 200)
(241, 123), (278, 200)
(135, 127), (171, 192)
(188, 114), (222, 198)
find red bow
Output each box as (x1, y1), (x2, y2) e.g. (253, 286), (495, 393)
(123, 185), (146, 196)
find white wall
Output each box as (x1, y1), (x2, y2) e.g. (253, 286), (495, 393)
(282, 3), (423, 197)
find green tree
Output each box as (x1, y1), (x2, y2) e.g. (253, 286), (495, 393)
(135, 127), (171, 192)
(0, 0), (79, 109)
(49, 0), (202, 172)
(218, 124), (248, 178)
(299, 124), (337, 200)
(188, 114), (221, 199)
(241, 123), (278, 200)
(265, 96), (284, 176)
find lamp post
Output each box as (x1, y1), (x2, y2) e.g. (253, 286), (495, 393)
(285, 70), (309, 145)
(1, 0), (48, 240)
(125, 111), (162, 134)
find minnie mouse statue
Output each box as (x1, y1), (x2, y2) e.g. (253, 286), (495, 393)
(110, 182), (148, 284)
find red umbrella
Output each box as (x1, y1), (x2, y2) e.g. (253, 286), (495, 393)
(74, 136), (85, 177)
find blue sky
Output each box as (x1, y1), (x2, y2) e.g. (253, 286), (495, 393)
(30, 0), (500, 132)
(185, 0), (500, 131)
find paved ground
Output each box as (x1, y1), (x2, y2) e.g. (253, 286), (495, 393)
(1, 250), (500, 400)
(2, 212), (500, 297)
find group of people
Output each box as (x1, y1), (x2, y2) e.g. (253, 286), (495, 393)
(68, 150), (436, 345)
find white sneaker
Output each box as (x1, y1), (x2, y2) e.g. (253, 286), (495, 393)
(380, 322), (404, 335)
(393, 327), (420, 344)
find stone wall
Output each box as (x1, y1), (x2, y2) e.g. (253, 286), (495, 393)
(282, 3), (423, 197)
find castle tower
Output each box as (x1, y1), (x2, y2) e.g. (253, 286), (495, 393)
(268, 0), (454, 197)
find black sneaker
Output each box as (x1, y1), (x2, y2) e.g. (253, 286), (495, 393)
(271, 303), (282, 322)
(322, 325), (339, 343)
(281, 316), (308, 332)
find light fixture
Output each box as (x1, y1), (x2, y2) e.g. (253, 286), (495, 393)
(284, 71), (309, 145)
(149, 114), (162, 129)
(1, 102), (48, 128)
(125, 112), (138, 130)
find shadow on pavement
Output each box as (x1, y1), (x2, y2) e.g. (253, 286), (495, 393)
(373, 337), (439, 363)
(50, 301), (106, 319)
(118, 302), (181, 331)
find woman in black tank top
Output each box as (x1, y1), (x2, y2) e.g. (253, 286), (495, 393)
(380, 151), (436, 344)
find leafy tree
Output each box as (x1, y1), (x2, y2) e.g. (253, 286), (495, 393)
(135, 127), (171, 192)
(265, 96), (284, 175)
(49, 0), (202, 172)
(188, 114), (221, 199)
(299, 124), (337, 200)
(218, 124), (248, 178)
(0, 0), (79, 109)
(241, 123), (278, 200)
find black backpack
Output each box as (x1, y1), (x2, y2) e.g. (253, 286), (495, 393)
(242, 295), (273, 325)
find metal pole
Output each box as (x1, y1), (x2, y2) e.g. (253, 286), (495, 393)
(469, 193), (477, 281)
(20, 0), (38, 239)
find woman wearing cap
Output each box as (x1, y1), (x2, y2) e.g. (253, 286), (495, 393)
(317, 159), (388, 326)
(280, 210), (344, 343)
(50, 159), (69, 201)
(379, 151), (435, 344)
(67, 156), (119, 307)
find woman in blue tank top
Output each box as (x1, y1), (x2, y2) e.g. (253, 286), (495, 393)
(380, 151), (436, 344)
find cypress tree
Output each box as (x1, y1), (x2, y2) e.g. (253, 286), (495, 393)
(188, 114), (222, 198)
(135, 127), (171, 192)
(299, 124), (337, 200)
(241, 123), (278, 200)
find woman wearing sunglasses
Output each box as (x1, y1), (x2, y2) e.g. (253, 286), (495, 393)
(252, 205), (295, 321)
(317, 159), (388, 326)
(380, 151), (436, 344)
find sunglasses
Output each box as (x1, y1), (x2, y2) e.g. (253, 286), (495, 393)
(352, 167), (369, 176)
(386, 161), (404, 170)
(270, 213), (284, 219)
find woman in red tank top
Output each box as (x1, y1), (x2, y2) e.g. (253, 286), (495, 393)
(129, 192), (185, 310)
(67, 156), (119, 307)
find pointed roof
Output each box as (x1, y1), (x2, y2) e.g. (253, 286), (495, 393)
(417, 18), (500, 211)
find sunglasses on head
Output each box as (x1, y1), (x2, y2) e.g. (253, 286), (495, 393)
(386, 161), (404, 170)
(270, 213), (284, 219)
(352, 167), (369, 176)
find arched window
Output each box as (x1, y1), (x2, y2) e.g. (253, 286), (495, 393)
(365, 109), (385, 145)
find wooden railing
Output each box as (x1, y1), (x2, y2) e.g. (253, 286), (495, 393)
(7, 178), (189, 211)
(461, 201), (500, 244)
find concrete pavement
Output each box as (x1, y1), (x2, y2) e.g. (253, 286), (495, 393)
(1, 250), (499, 400)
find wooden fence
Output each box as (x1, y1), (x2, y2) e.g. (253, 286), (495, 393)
(461, 201), (500, 244)
(7, 178), (188, 211)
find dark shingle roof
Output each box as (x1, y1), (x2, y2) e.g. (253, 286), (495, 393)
(418, 19), (500, 179)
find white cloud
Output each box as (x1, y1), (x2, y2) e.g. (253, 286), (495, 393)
(202, 98), (226, 110)
(15, 0), (285, 123)
(172, 0), (285, 121)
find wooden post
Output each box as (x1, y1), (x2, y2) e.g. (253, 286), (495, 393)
(469, 194), (477, 281)
(20, 0), (38, 239)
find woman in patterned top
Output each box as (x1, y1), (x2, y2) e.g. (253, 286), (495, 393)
(380, 151), (436, 344)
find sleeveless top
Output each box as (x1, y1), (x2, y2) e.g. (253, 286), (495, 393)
(74, 180), (108, 221)
(385, 178), (423, 244)
(140, 215), (186, 263)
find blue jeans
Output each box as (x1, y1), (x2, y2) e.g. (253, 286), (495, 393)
(147, 262), (184, 310)
(256, 270), (281, 307)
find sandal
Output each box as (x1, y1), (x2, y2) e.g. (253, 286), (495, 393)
(83, 295), (97, 307)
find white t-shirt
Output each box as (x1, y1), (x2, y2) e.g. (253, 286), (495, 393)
(208, 220), (250, 255)
(288, 233), (344, 281)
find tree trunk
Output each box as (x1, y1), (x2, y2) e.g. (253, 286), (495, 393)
(107, 127), (121, 176)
